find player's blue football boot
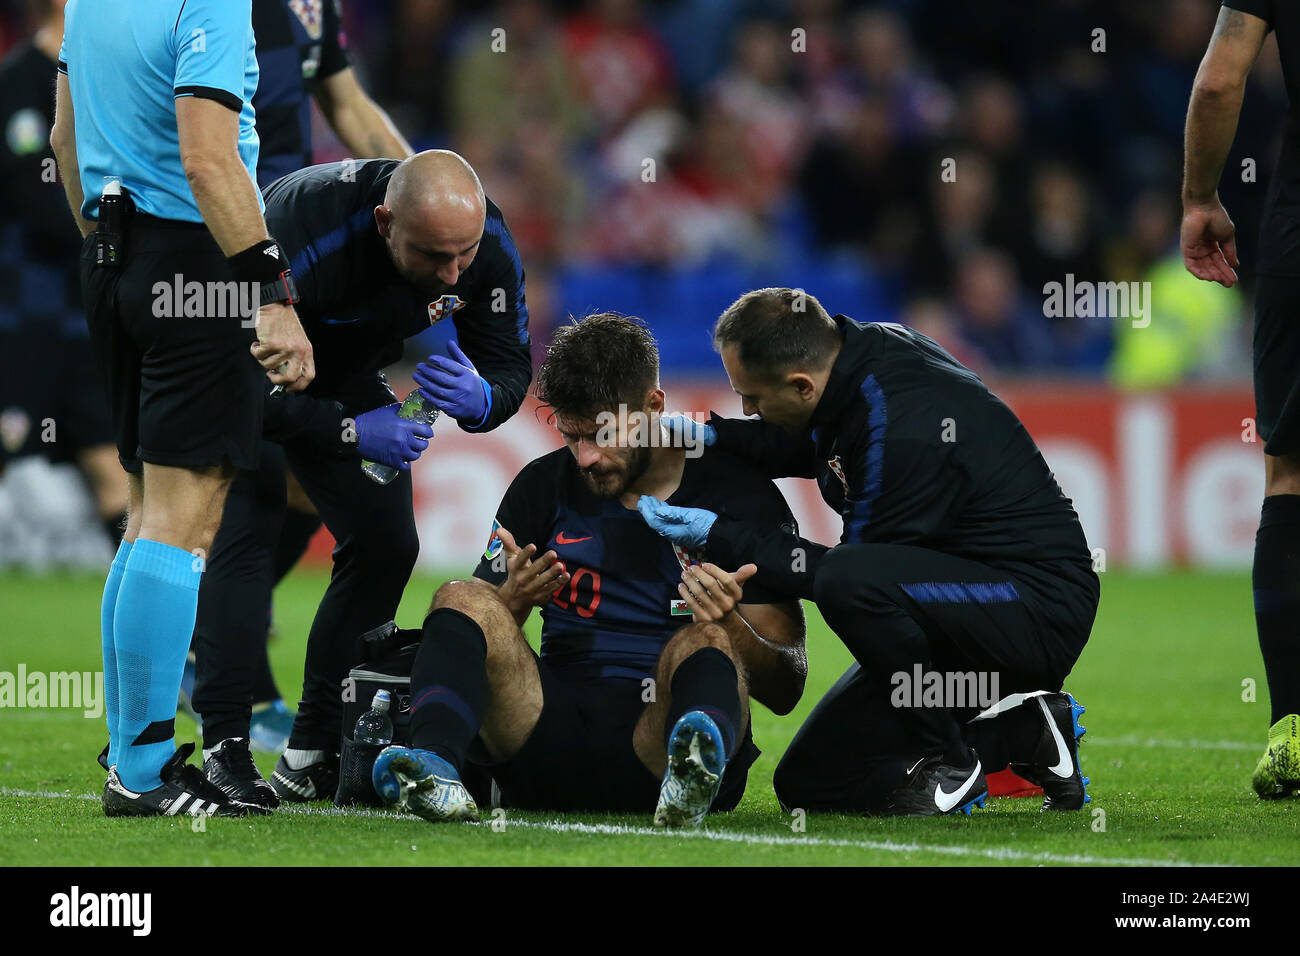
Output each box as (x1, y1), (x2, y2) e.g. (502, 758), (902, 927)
(372, 746), (479, 823)
(248, 699), (294, 755)
(654, 711), (726, 828)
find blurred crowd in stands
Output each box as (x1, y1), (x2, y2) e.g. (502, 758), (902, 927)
(3, 0), (1281, 382)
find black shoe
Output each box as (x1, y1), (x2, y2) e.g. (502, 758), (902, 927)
(1008, 691), (1090, 811)
(102, 743), (269, 818)
(876, 753), (987, 816)
(269, 752), (339, 803)
(203, 737), (280, 809)
(97, 743), (109, 772)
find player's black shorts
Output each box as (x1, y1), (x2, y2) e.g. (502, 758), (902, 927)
(1253, 273), (1300, 456)
(471, 656), (759, 814)
(78, 214), (264, 474)
(0, 314), (113, 463)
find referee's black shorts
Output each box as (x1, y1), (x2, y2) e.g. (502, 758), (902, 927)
(79, 214), (264, 474)
(1253, 273), (1300, 456)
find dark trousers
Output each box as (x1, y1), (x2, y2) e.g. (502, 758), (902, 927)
(773, 542), (1096, 811)
(192, 374), (418, 751)
(192, 442), (286, 745)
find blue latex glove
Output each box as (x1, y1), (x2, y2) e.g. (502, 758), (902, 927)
(659, 413), (717, 451)
(660, 413), (722, 455)
(637, 495), (718, 549)
(354, 403), (433, 470)
(414, 340), (491, 426)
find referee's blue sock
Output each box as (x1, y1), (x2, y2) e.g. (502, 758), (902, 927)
(113, 539), (202, 793)
(100, 539), (132, 768)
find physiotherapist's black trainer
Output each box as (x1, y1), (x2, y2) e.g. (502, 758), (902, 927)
(269, 752), (340, 803)
(203, 737), (280, 810)
(878, 753), (988, 816)
(102, 743), (268, 818)
(1009, 691), (1090, 811)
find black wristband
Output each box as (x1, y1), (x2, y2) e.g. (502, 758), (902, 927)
(228, 238), (292, 286)
(260, 272), (299, 306)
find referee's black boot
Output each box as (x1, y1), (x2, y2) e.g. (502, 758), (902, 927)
(203, 737), (280, 810)
(102, 743), (268, 818)
(877, 752), (987, 816)
(1008, 691), (1090, 811)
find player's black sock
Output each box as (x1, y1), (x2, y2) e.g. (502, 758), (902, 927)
(103, 511), (126, 547)
(273, 508), (322, 583)
(665, 646), (741, 760)
(1254, 494), (1300, 724)
(409, 607), (489, 772)
(964, 701), (1042, 773)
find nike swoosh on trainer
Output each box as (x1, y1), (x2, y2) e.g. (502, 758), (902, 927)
(1039, 696), (1075, 777)
(934, 759), (982, 812)
(273, 771), (316, 798)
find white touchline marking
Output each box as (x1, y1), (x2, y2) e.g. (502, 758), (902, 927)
(0, 788), (1223, 867)
(494, 819), (1222, 867)
(1087, 735), (1256, 751)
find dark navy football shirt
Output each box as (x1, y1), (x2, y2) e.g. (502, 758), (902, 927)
(473, 446), (797, 681)
(252, 0), (350, 188)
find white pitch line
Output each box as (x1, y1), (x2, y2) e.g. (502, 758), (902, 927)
(1087, 735), (1256, 751)
(0, 787), (1221, 867)
(495, 818), (1221, 867)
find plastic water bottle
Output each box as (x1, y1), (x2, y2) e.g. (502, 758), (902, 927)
(96, 176), (124, 266)
(353, 690), (394, 748)
(361, 391), (440, 485)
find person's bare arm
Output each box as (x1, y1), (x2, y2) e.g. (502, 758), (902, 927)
(313, 67), (413, 160)
(1181, 5), (1270, 287)
(176, 95), (315, 390)
(176, 95), (270, 255)
(49, 72), (95, 238)
(679, 563), (808, 715)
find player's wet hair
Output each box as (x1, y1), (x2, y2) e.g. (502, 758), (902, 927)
(536, 312), (660, 421)
(713, 287), (840, 378)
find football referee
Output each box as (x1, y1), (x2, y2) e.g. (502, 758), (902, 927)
(52, 0), (314, 817)
(1181, 0), (1300, 797)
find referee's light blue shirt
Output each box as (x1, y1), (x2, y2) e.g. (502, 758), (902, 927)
(58, 0), (262, 223)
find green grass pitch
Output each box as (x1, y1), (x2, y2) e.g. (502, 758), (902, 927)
(1, 568), (1297, 866)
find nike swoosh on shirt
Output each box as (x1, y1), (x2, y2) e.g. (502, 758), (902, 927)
(934, 759), (982, 813)
(555, 533), (592, 544)
(1038, 695), (1075, 777)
